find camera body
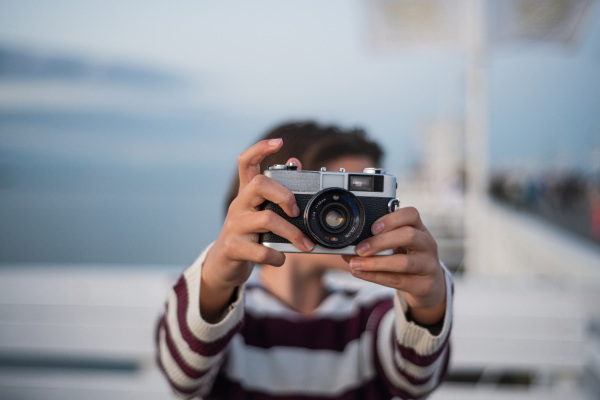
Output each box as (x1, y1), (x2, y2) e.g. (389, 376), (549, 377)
(259, 163), (400, 255)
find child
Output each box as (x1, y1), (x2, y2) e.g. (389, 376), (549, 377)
(156, 121), (453, 399)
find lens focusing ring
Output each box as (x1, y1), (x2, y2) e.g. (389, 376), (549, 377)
(303, 188), (365, 249)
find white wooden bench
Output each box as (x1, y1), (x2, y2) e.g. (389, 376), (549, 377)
(432, 275), (600, 400)
(1, 265), (599, 399)
(0, 265), (180, 399)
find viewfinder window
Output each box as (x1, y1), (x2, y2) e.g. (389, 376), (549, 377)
(349, 175), (374, 191)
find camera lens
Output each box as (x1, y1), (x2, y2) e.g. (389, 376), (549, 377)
(303, 188), (365, 249)
(319, 203), (351, 234)
(325, 209), (344, 229)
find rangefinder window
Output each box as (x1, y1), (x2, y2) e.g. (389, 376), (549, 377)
(349, 175), (374, 191)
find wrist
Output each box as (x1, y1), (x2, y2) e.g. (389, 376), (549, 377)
(405, 293), (446, 326)
(202, 245), (244, 293)
(404, 269), (447, 326)
(200, 256), (238, 323)
(200, 273), (237, 323)
(405, 306), (445, 335)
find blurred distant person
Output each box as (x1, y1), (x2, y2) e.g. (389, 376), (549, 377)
(155, 121), (453, 399)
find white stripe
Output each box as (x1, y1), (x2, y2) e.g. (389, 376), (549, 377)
(245, 288), (363, 320)
(244, 288), (298, 317)
(245, 281), (394, 320)
(224, 334), (376, 396)
(377, 311), (443, 395)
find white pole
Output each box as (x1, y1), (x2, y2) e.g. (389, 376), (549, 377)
(464, 0), (489, 274)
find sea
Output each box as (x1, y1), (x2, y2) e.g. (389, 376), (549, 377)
(0, 109), (259, 266)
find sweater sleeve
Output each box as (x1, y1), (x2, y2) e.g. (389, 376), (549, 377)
(155, 244), (244, 399)
(373, 264), (453, 399)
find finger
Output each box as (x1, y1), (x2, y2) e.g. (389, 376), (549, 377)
(285, 157), (302, 171)
(235, 210), (314, 252)
(355, 226), (434, 257)
(233, 174), (300, 218)
(227, 239), (287, 267)
(348, 252), (425, 275)
(238, 138), (283, 192)
(371, 206), (428, 236)
(350, 268), (443, 300)
(349, 269), (415, 292)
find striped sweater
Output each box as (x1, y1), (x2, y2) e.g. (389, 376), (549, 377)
(156, 245), (453, 399)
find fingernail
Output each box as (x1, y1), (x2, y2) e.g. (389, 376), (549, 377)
(356, 242), (370, 256)
(292, 204), (300, 217)
(268, 138), (282, 147)
(372, 222), (384, 235)
(304, 238), (314, 252)
(350, 258), (363, 270)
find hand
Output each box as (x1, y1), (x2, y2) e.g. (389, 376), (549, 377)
(200, 139), (314, 322)
(343, 207), (447, 326)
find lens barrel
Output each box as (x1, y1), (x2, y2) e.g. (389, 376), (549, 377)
(303, 188), (365, 249)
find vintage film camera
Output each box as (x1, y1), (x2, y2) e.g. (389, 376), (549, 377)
(259, 163), (400, 255)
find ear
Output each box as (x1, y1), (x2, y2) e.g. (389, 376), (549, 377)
(285, 157), (303, 171)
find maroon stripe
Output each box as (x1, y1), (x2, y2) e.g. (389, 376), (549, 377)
(388, 323), (449, 387)
(393, 354), (436, 386)
(371, 311), (450, 398)
(160, 313), (213, 380)
(373, 343), (425, 400)
(155, 314), (203, 397)
(392, 322), (452, 367)
(174, 275), (243, 357)
(154, 313), (165, 375)
(370, 302), (401, 394)
(208, 374), (397, 399)
(163, 372), (202, 397)
(241, 296), (394, 351)
(370, 303), (425, 399)
(439, 341), (452, 383)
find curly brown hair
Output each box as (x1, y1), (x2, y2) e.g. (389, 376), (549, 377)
(224, 120), (384, 215)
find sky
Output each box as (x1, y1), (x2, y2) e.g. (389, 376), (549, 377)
(0, 0), (599, 264)
(1, 0), (598, 172)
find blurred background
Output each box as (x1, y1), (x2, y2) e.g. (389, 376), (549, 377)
(0, 0), (599, 399)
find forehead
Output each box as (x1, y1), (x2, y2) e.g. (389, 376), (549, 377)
(323, 156), (375, 173)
